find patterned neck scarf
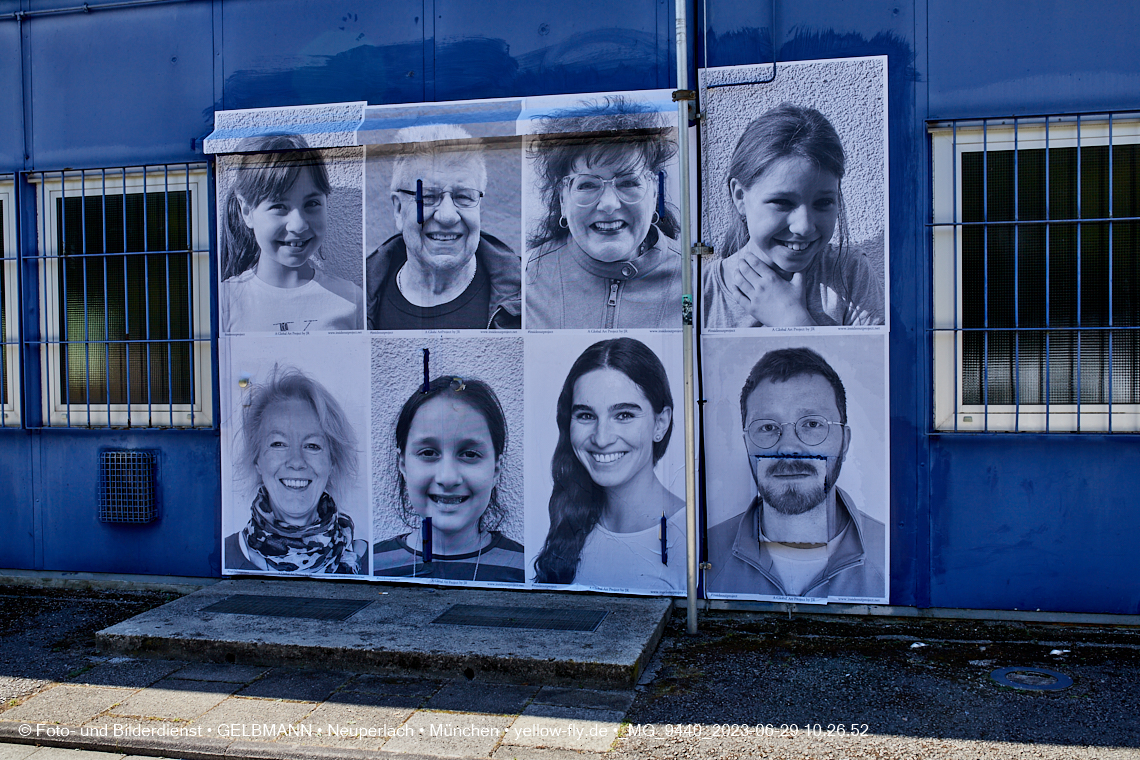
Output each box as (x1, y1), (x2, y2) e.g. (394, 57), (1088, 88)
(242, 487), (360, 574)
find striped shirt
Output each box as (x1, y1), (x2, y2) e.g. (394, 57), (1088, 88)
(372, 531), (525, 583)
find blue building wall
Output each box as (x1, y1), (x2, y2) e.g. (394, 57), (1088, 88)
(2, 0), (1138, 615)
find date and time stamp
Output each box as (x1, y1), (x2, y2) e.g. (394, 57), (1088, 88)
(626, 723), (872, 739)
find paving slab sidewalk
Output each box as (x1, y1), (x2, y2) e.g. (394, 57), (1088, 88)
(0, 658), (636, 760)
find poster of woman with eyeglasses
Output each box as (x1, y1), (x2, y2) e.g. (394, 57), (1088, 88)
(700, 332), (888, 604)
(521, 93), (682, 330)
(363, 105), (524, 331)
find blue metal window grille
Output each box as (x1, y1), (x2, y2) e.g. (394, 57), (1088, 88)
(931, 113), (1140, 433)
(98, 449), (157, 524)
(27, 164), (213, 429)
(0, 177), (18, 428)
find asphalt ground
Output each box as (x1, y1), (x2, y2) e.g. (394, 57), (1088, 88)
(2, 584), (1139, 760)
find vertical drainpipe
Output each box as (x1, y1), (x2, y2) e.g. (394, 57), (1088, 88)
(674, 0), (699, 635)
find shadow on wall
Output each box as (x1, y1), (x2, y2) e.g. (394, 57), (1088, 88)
(705, 27), (915, 75)
(219, 30), (664, 111)
(220, 40), (425, 111)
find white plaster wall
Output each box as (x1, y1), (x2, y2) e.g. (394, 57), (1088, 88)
(699, 57), (887, 281)
(205, 102), (365, 153)
(370, 335), (525, 545)
(216, 146), (364, 287)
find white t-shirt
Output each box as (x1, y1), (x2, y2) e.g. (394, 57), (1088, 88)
(761, 516), (853, 598)
(221, 268), (364, 333)
(574, 508), (687, 592)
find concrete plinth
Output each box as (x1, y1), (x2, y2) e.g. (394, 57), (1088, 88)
(96, 579), (673, 690)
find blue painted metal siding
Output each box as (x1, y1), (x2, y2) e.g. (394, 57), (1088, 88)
(927, 0), (1140, 118)
(219, 0), (426, 109)
(36, 431), (221, 577)
(921, 0), (1140, 614)
(0, 0), (678, 580)
(27, 1), (214, 167)
(1, 0), (1137, 613)
(929, 435), (1140, 614)
(0, 11), (23, 168)
(0, 434), (36, 570)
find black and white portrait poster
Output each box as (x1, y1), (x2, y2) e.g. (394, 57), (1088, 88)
(362, 99), (524, 332)
(211, 91), (692, 595)
(216, 144), (365, 335)
(701, 333), (889, 604)
(524, 331), (687, 595)
(520, 91), (682, 330)
(370, 334), (525, 587)
(698, 56), (888, 333)
(220, 333), (371, 577)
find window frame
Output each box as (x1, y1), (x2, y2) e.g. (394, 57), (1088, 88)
(0, 176), (19, 427)
(29, 164), (213, 429)
(931, 114), (1140, 433)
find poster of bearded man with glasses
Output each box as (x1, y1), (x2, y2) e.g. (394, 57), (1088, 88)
(702, 333), (888, 604)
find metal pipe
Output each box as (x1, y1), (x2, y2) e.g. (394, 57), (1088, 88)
(1, 0), (196, 23)
(675, 0), (699, 636)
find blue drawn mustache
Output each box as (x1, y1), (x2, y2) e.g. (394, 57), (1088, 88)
(755, 455), (826, 478)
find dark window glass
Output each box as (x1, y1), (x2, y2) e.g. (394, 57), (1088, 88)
(960, 144), (1140, 405)
(55, 190), (193, 407)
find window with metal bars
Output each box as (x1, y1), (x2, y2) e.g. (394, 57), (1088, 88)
(0, 177), (18, 427)
(28, 165), (213, 428)
(931, 114), (1140, 432)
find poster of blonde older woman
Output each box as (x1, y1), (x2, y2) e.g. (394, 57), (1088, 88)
(222, 334), (370, 575)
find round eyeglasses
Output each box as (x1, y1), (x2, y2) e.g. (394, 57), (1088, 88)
(743, 415), (845, 449)
(396, 187), (483, 209)
(563, 172), (651, 207)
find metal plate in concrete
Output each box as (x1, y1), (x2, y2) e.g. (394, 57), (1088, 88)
(433, 604), (608, 631)
(202, 594), (372, 621)
(990, 666), (1074, 691)
(95, 579), (673, 689)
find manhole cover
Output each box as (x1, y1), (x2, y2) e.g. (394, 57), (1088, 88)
(990, 666), (1073, 691)
(432, 604), (608, 632)
(202, 595), (373, 621)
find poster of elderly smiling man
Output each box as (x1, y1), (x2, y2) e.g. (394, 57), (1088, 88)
(702, 333), (889, 604)
(362, 99), (524, 331)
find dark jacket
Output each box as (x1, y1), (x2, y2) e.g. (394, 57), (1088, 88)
(224, 531), (261, 571)
(706, 488), (886, 600)
(366, 233), (522, 330)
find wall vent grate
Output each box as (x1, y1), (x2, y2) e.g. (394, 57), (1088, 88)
(98, 450), (157, 523)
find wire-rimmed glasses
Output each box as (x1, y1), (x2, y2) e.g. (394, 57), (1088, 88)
(743, 415), (845, 449)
